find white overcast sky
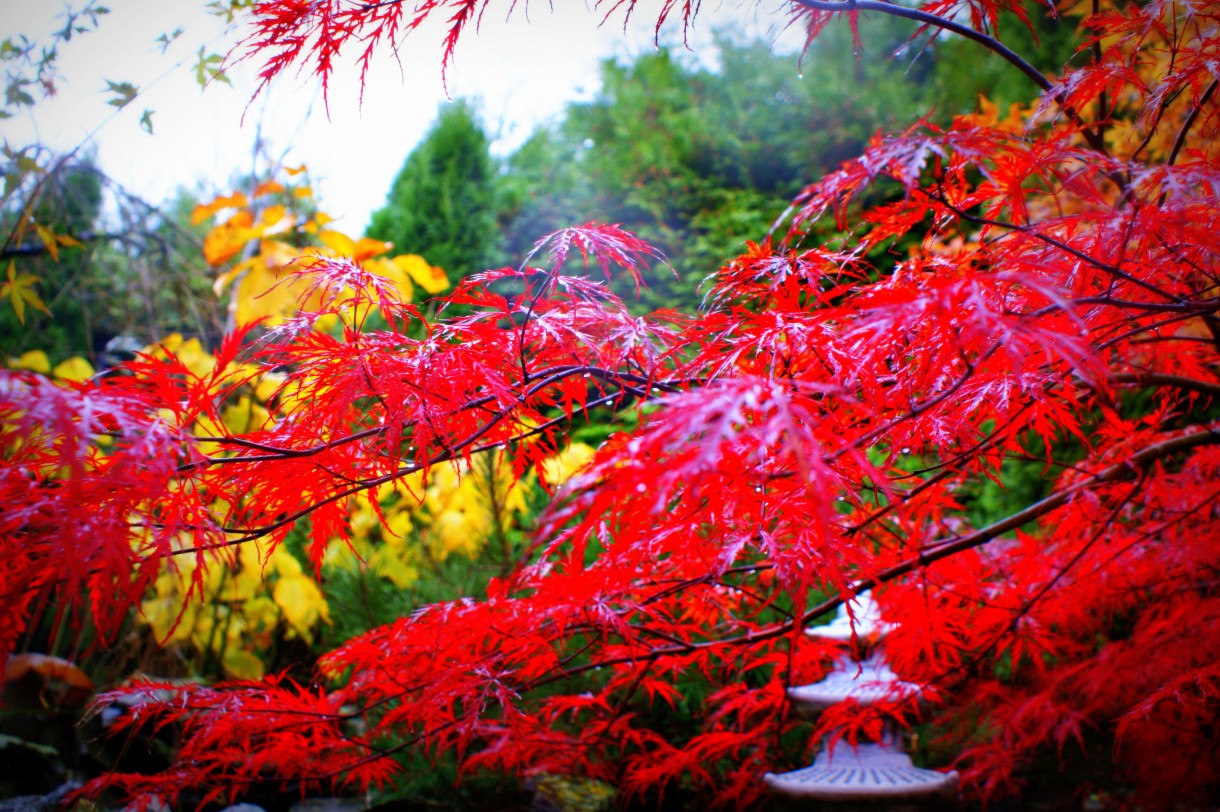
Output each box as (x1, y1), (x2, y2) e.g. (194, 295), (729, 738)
(3, 1), (805, 234)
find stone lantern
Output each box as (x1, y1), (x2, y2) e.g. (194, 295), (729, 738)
(763, 594), (958, 804)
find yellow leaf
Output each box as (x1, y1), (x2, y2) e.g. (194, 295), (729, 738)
(233, 260), (300, 326)
(222, 647), (265, 680)
(203, 210), (257, 266)
(293, 185), (313, 199)
(221, 395), (253, 434)
(253, 180), (284, 197)
(317, 229), (355, 256)
(2, 263), (51, 324)
(363, 257), (413, 303)
(273, 574), (329, 640)
(222, 561), (262, 602)
(385, 508), (413, 540)
(35, 225), (60, 262)
(238, 541), (267, 573)
(259, 239), (303, 271)
(541, 443), (598, 487)
(273, 377), (312, 414)
(430, 509), (486, 559)
(194, 410), (225, 439)
(254, 371), (287, 404)
(212, 253), (256, 296)
(141, 592), (197, 644)
(393, 254), (450, 294)
(312, 313), (340, 334)
(324, 536), (369, 571)
(350, 503), (381, 539)
(285, 164), (307, 176)
(175, 337), (217, 378)
(191, 192), (250, 226)
(372, 547), (419, 588)
(150, 333), (184, 356)
(249, 401), (269, 429)
(223, 241), (328, 325)
(9, 349), (51, 374)
(243, 596), (279, 633)
(258, 205), (290, 233)
(303, 211), (332, 235)
(151, 569), (183, 600)
(270, 545), (304, 578)
(353, 237), (392, 261)
(190, 612), (220, 651)
(52, 356), (95, 382)
(423, 463), (464, 514)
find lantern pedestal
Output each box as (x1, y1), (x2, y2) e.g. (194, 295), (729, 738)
(763, 738), (958, 801)
(764, 594), (958, 804)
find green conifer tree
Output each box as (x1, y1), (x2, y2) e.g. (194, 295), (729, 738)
(367, 100), (498, 283)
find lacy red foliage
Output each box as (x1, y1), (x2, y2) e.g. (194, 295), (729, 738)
(3, 0), (1219, 808)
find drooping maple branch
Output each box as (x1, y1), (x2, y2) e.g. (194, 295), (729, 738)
(849, 424), (1220, 601)
(791, 0), (1049, 92)
(788, 0), (1111, 155)
(923, 189), (1183, 304)
(169, 374), (671, 552)
(527, 424), (1220, 684)
(921, 473), (1149, 690)
(1109, 372), (1220, 400)
(190, 365), (678, 468)
(1166, 79), (1218, 168)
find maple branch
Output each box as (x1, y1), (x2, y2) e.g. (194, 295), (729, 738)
(788, 0), (1109, 154)
(929, 474), (1148, 689)
(833, 342), (998, 459)
(790, 0), (1048, 92)
(533, 425), (1220, 683)
(1109, 372), (1220, 400)
(1062, 296), (1218, 314)
(167, 377), (669, 551)
(1096, 311), (1206, 353)
(191, 364), (676, 469)
(190, 425), (388, 464)
(924, 190), (1181, 303)
(1166, 79), (1218, 168)
(0, 230), (125, 259)
(860, 425), (1220, 591)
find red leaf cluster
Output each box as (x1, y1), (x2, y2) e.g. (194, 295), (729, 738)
(3, 0), (1219, 808)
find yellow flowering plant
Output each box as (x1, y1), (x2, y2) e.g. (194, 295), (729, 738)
(194, 168), (449, 327)
(126, 175), (602, 678)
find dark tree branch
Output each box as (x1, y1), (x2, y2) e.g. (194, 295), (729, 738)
(1166, 79), (1218, 168)
(792, 0), (1049, 91)
(789, 0), (1111, 154)
(925, 189), (1182, 303)
(529, 423), (1220, 683)
(0, 231), (128, 260)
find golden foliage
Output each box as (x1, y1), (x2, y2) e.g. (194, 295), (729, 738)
(197, 168), (450, 326)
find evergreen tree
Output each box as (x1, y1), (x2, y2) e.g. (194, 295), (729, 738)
(496, 21), (943, 310)
(367, 100), (498, 283)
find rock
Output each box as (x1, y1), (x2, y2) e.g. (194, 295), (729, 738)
(528, 775), (615, 812)
(0, 781), (81, 812)
(0, 734), (66, 796)
(287, 798), (367, 812)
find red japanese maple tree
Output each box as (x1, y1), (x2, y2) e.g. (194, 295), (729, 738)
(3, 0), (1218, 807)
